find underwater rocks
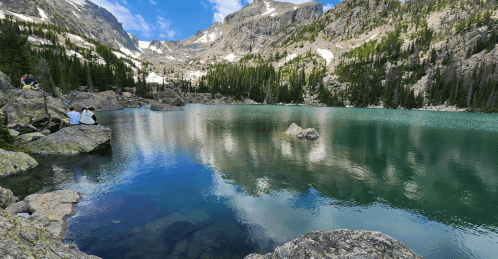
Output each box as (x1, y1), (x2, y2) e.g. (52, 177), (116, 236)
(245, 229), (423, 259)
(285, 123), (319, 140)
(0, 148), (38, 177)
(26, 124), (111, 155)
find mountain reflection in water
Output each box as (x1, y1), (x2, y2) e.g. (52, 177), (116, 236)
(1, 105), (497, 259)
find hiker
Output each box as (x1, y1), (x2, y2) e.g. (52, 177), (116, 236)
(59, 107), (81, 129)
(80, 107), (99, 125)
(20, 74), (27, 88)
(22, 74), (39, 90)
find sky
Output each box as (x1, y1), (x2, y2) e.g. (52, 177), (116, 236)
(75, 0), (340, 42)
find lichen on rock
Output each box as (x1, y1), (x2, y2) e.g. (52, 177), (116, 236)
(0, 148), (38, 177)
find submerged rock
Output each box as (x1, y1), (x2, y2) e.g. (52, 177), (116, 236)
(162, 221), (198, 241)
(285, 123), (319, 140)
(0, 186), (18, 209)
(150, 103), (184, 111)
(26, 124), (111, 155)
(5, 190), (81, 239)
(245, 229), (423, 259)
(0, 148), (38, 177)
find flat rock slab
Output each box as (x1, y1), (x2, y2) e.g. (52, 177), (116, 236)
(245, 229), (423, 259)
(0, 148), (38, 177)
(5, 190), (81, 239)
(26, 125), (111, 155)
(0, 208), (101, 258)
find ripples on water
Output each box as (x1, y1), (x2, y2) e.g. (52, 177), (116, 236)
(1, 105), (497, 259)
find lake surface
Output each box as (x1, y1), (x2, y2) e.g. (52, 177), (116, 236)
(1, 105), (497, 259)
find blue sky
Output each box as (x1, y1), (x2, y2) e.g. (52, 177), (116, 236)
(77, 0), (339, 41)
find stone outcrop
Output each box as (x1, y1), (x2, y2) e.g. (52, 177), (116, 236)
(285, 123), (319, 140)
(5, 190), (81, 239)
(0, 189), (102, 259)
(223, 0), (323, 52)
(66, 90), (143, 112)
(149, 103), (184, 111)
(26, 125), (111, 155)
(245, 229), (423, 259)
(0, 148), (38, 177)
(15, 132), (45, 146)
(0, 90), (67, 127)
(0, 187), (18, 209)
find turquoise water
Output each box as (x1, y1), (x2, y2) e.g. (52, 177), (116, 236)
(1, 105), (497, 258)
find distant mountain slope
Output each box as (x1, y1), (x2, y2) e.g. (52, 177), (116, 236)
(0, 0), (138, 51)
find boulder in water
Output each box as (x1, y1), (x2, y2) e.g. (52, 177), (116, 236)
(285, 123), (319, 140)
(0, 148), (38, 177)
(245, 229), (423, 259)
(26, 124), (111, 155)
(150, 103), (184, 111)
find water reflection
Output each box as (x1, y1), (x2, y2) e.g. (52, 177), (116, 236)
(1, 105), (497, 259)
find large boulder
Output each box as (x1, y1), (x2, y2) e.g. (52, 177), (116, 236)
(285, 123), (303, 137)
(0, 90), (67, 126)
(26, 125), (112, 155)
(245, 229), (422, 259)
(0, 187), (18, 209)
(0, 148), (38, 177)
(66, 90), (122, 111)
(15, 132), (45, 146)
(154, 89), (186, 106)
(6, 190), (81, 239)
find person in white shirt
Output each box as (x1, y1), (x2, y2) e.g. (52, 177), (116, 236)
(80, 107), (99, 125)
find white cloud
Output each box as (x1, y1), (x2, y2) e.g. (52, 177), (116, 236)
(323, 3), (333, 12)
(157, 16), (177, 39)
(150, 0), (157, 5)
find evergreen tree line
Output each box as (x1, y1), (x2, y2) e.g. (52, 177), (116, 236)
(0, 17), (151, 97)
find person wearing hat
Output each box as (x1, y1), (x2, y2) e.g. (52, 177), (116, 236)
(22, 74), (39, 90)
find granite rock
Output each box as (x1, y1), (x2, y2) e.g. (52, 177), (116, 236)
(0, 148), (38, 177)
(26, 124), (111, 155)
(245, 229), (423, 259)
(0, 187), (18, 209)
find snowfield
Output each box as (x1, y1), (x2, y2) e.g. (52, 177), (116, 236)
(146, 72), (166, 84)
(37, 7), (48, 20)
(316, 49), (334, 65)
(285, 53), (298, 62)
(187, 71), (208, 81)
(225, 54), (237, 62)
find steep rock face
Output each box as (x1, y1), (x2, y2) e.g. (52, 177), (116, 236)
(0, 0), (137, 51)
(245, 229), (422, 259)
(0, 148), (38, 177)
(26, 124), (111, 155)
(0, 90), (67, 126)
(223, 0), (323, 52)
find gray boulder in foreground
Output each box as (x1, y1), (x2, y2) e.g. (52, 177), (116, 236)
(245, 229), (423, 259)
(26, 124), (111, 155)
(0, 148), (38, 177)
(0, 189), (101, 259)
(6, 190), (81, 239)
(285, 123), (320, 140)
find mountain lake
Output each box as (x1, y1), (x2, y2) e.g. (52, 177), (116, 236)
(0, 104), (497, 259)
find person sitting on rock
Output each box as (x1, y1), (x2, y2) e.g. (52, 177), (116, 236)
(59, 107), (81, 129)
(22, 74), (39, 90)
(80, 107), (99, 125)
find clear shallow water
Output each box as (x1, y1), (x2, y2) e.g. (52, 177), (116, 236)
(1, 105), (498, 258)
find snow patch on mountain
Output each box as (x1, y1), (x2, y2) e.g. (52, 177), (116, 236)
(0, 10), (5, 19)
(65, 0), (81, 11)
(72, 11), (80, 18)
(67, 50), (84, 59)
(262, 1), (276, 16)
(166, 56), (176, 60)
(9, 11), (34, 22)
(225, 53), (237, 62)
(28, 36), (52, 45)
(317, 49), (334, 65)
(146, 72), (166, 84)
(149, 45), (163, 54)
(336, 44), (343, 49)
(139, 41), (150, 50)
(162, 42), (173, 53)
(187, 71), (207, 81)
(286, 53), (298, 62)
(37, 7), (48, 20)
